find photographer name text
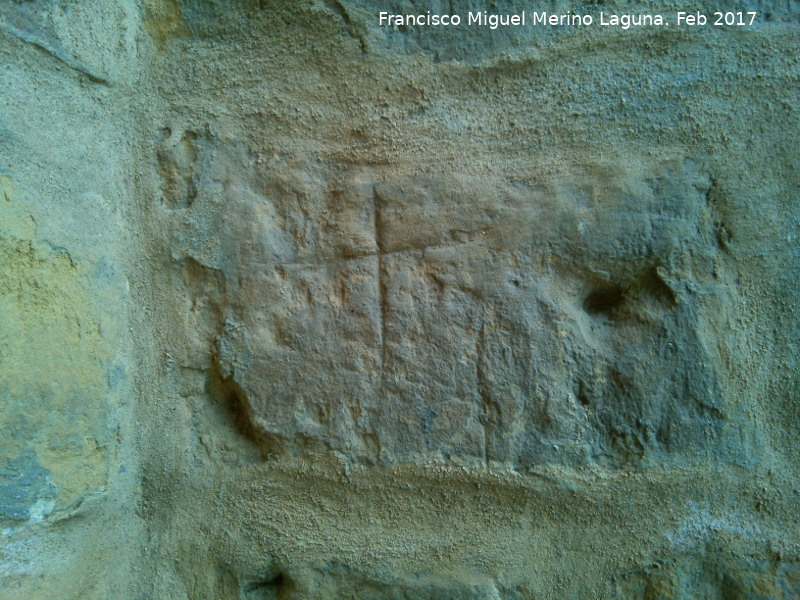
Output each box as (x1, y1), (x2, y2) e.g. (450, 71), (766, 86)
(378, 11), (759, 30)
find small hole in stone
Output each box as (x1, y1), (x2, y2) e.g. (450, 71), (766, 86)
(511, 279), (521, 287)
(583, 286), (625, 316)
(576, 383), (591, 407)
(243, 572), (288, 599)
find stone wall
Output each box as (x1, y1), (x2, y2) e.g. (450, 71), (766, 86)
(0, 2), (143, 597)
(1, 1), (798, 598)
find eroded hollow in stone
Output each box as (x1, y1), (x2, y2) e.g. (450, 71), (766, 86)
(583, 285), (625, 316)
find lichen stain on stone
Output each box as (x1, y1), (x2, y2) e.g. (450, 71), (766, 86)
(0, 232), (112, 516)
(0, 454), (57, 522)
(142, 0), (190, 49)
(0, 176), (15, 204)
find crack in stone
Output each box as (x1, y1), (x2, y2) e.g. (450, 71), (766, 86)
(0, 24), (108, 84)
(476, 318), (491, 467)
(323, 0), (368, 54)
(373, 186), (388, 393)
(252, 239), (489, 276)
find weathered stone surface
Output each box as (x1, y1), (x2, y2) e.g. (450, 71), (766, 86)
(171, 144), (749, 469)
(237, 565), (504, 600)
(2, 0), (799, 598)
(615, 554), (800, 599)
(0, 0), (141, 83)
(0, 454), (57, 522)
(0, 5), (141, 597)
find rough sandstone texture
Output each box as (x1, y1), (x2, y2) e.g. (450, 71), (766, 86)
(1, 1), (799, 598)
